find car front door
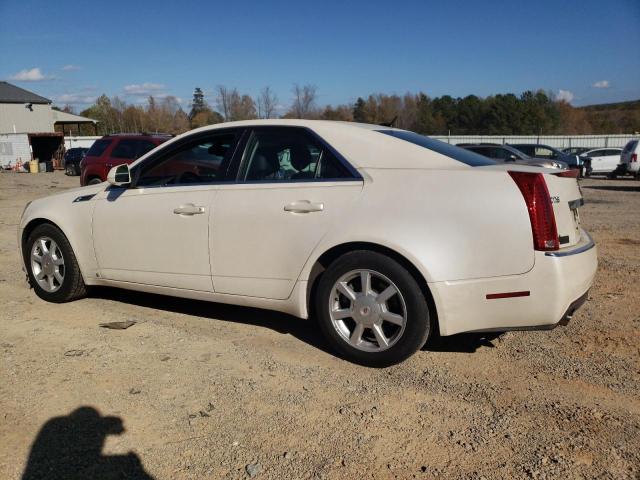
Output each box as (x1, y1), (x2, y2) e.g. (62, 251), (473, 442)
(210, 127), (364, 300)
(91, 130), (242, 291)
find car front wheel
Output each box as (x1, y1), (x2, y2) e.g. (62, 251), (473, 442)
(24, 223), (87, 303)
(315, 250), (430, 367)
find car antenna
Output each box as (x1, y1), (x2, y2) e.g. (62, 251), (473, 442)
(379, 115), (398, 128)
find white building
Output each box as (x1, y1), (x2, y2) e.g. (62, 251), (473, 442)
(0, 81), (97, 168)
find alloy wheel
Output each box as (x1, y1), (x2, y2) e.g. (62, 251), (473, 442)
(329, 269), (407, 352)
(30, 236), (65, 292)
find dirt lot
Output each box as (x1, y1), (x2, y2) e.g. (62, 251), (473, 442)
(1, 171), (639, 479)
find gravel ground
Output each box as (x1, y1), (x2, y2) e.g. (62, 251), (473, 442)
(1, 171), (638, 479)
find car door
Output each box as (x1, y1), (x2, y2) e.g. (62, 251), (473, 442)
(588, 149), (607, 172)
(602, 149), (621, 172)
(210, 127), (364, 300)
(91, 130), (242, 291)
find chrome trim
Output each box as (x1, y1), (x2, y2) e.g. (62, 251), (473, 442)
(545, 232), (595, 257)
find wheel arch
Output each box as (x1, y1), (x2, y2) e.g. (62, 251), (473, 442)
(20, 217), (88, 281)
(21, 217), (64, 252)
(305, 241), (439, 334)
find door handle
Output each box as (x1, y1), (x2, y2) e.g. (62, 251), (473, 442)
(173, 204), (205, 215)
(284, 200), (324, 213)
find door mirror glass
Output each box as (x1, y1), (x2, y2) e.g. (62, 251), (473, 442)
(107, 164), (131, 186)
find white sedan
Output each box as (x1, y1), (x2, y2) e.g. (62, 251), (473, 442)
(580, 147), (623, 176)
(19, 120), (597, 366)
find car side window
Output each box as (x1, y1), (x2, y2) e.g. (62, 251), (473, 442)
(86, 139), (111, 157)
(491, 148), (511, 160)
(136, 132), (239, 187)
(533, 147), (555, 159)
(111, 139), (141, 160)
(239, 128), (353, 182)
(136, 141), (157, 158)
(604, 149), (620, 156)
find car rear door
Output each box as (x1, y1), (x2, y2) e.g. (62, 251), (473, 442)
(588, 149), (607, 172)
(91, 130), (242, 291)
(210, 127), (363, 300)
(601, 149), (621, 172)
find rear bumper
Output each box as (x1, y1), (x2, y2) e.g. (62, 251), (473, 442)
(430, 229), (597, 336)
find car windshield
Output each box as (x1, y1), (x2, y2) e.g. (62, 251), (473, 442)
(376, 130), (495, 166)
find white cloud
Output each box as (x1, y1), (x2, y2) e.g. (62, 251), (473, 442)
(556, 89), (574, 103)
(54, 93), (98, 105)
(62, 64), (81, 71)
(123, 82), (165, 96)
(9, 67), (54, 82)
(592, 80), (610, 89)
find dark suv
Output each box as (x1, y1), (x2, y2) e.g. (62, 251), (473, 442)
(80, 134), (171, 186)
(63, 147), (88, 176)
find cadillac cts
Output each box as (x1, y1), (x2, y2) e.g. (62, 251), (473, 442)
(19, 120), (597, 366)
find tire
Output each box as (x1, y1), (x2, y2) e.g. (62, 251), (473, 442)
(65, 164), (75, 176)
(315, 250), (430, 367)
(24, 223), (87, 303)
(87, 177), (102, 185)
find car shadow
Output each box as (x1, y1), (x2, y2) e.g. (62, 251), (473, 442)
(422, 332), (503, 353)
(583, 184), (640, 192)
(89, 287), (491, 356)
(89, 286), (335, 356)
(22, 406), (154, 480)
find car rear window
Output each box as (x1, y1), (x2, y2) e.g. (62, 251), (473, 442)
(86, 139), (111, 157)
(623, 140), (638, 153)
(377, 130), (495, 166)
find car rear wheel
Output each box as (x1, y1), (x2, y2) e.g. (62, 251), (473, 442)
(65, 164), (75, 176)
(315, 250), (430, 367)
(24, 223), (87, 303)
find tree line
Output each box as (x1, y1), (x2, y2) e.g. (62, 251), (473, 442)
(57, 85), (638, 136)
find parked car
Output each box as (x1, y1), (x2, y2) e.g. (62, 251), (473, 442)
(459, 144), (568, 169)
(616, 139), (640, 179)
(19, 120), (597, 366)
(562, 146), (591, 156)
(578, 148), (622, 177)
(509, 144), (583, 173)
(62, 147), (88, 176)
(80, 133), (171, 186)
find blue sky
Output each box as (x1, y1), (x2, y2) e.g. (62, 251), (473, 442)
(1, 0), (638, 111)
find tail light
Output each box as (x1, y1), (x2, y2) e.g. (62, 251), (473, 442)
(509, 172), (559, 251)
(632, 153), (638, 163)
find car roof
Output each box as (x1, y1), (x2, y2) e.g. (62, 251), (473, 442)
(144, 120), (471, 170)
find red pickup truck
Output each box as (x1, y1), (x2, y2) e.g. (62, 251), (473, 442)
(80, 133), (171, 186)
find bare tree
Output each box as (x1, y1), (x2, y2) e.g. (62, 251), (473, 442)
(215, 85), (235, 121)
(257, 86), (278, 119)
(290, 84), (318, 119)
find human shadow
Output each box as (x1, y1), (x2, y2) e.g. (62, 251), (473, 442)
(22, 406), (154, 480)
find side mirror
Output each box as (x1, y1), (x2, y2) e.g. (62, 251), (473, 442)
(507, 154), (518, 162)
(107, 164), (131, 187)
